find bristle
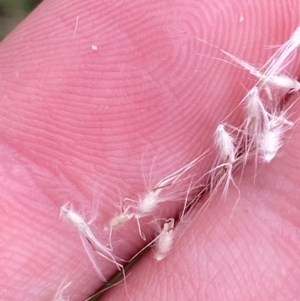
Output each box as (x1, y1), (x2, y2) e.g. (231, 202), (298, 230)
(52, 281), (71, 301)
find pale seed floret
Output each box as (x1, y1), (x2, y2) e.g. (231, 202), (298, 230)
(214, 124), (235, 163)
(154, 219), (175, 261)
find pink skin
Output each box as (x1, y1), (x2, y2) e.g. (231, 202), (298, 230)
(0, 0), (299, 300)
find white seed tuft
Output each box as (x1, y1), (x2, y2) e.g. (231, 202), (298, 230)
(154, 219), (175, 261)
(108, 211), (133, 229)
(60, 203), (90, 236)
(245, 87), (263, 121)
(214, 124), (236, 163)
(60, 203), (122, 279)
(259, 114), (293, 163)
(137, 189), (162, 216)
(259, 73), (300, 92)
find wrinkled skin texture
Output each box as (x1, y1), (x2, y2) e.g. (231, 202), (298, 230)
(0, 0), (300, 300)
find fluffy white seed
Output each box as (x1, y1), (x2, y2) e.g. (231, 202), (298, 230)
(214, 124), (235, 163)
(60, 203), (122, 278)
(137, 189), (161, 216)
(259, 114), (293, 163)
(118, 151), (208, 239)
(259, 73), (300, 92)
(222, 50), (300, 92)
(245, 87), (263, 121)
(108, 211), (133, 228)
(154, 219), (175, 261)
(259, 125), (282, 162)
(61, 204), (87, 233)
(243, 87), (271, 160)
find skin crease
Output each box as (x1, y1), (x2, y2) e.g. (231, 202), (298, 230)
(0, 0), (299, 300)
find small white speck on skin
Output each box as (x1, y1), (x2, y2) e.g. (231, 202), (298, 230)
(239, 15), (244, 22)
(91, 45), (98, 51)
